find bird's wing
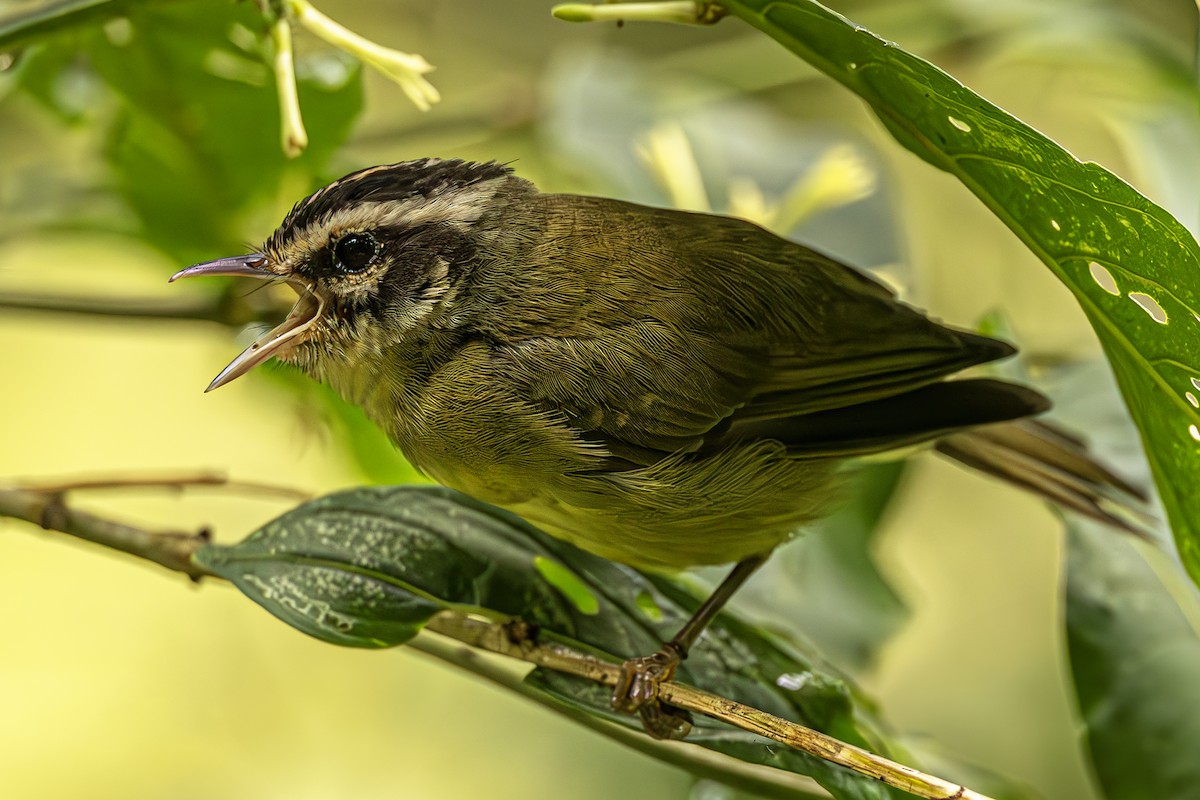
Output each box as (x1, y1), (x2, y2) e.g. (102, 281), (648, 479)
(489, 198), (1041, 466)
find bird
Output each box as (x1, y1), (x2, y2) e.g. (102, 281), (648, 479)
(171, 157), (1142, 736)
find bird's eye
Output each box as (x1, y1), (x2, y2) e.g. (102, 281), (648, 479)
(332, 233), (379, 273)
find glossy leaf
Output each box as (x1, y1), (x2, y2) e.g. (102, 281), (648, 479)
(195, 485), (904, 800)
(1065, 522), (1200, 800)
(721, 0), (1200, 584)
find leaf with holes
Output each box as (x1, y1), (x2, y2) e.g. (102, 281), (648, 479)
(721, 0), (1200, 584)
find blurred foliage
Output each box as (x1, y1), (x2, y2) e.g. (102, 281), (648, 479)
(1066, 521), (1200, 800)
(6, 0), (362, 261)
(743, 462), (907, 672)
(3, 1), (1200, 799)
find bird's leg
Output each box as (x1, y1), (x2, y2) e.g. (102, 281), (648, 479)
(613, 552), (770, 739)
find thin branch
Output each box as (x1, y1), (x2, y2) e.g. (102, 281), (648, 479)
(0, 487), (214, 579)
(1, 481), (991, 800)
(270, 14), (308, 157)
(0, 291), (230, 322)
(552, 1), (727, 25)
(8, 471), (311, 501)
(0, 289), (287, 326)
(424, 614), (986, 800)
(408, 634), (831, 800)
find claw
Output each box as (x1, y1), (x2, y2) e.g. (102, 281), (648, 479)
(638, 702), (693, 739)
(612, 644), (692, 739)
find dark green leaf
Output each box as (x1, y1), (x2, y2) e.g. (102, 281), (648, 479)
(194, 485), (900, 800)
(740, 462), (906, 672)
(0, 0), (133, 49)
(721, 0), (1200, 585)
(1065, 522), (1200, 800)
(80, 0), (362, 261)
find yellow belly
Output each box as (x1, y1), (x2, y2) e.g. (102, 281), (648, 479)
(330, 349), (843, 570)
(466, 440), (843, 570)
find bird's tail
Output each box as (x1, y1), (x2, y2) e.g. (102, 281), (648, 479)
(935, 419), (1153, 535)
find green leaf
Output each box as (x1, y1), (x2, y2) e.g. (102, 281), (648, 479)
(742, 462), (906, 672)
(0, 0), (132, 49)
(76, 0), (362, 261)
(1065, 522), (1200, 800)
(275, 372), (423, 485)
(720, 0), (1200, 583)
(195, 485), (901, 800)
(533, 555), (601, 615)
(8, 39), (103, 122)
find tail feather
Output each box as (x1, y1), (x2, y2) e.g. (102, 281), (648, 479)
(935, 420), (1153, 536)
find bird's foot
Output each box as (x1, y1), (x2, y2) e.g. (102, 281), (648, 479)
(612, 644), (693, 739)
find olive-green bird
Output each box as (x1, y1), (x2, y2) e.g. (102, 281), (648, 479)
(173, 159), (1141, 734)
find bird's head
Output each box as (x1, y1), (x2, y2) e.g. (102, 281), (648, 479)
(171, 158), (534, 390)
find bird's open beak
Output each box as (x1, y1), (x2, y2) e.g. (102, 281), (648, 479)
(170, 254), (324, 392)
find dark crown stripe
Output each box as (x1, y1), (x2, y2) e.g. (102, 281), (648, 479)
(268, 159), (513, 252)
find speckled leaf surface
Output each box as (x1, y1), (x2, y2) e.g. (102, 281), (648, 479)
(195, 485), (910, 800)
(723, 0), (1200, 582)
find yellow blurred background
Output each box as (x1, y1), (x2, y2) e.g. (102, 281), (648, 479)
(2, 1), (1196, 798)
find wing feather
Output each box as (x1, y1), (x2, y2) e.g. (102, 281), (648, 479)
(485, 197), (1032, 466)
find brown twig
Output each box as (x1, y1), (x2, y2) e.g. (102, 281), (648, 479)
(8, 470), (311, 501)
(407, 633), (832, 800)
(424, 613), (987, 800)
(0, 288), (288, 326)
(0, 480), (992, 800)
(0, 486), (214, 579)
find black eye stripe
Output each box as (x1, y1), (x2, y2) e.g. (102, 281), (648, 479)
(333, 233), (379, 273)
